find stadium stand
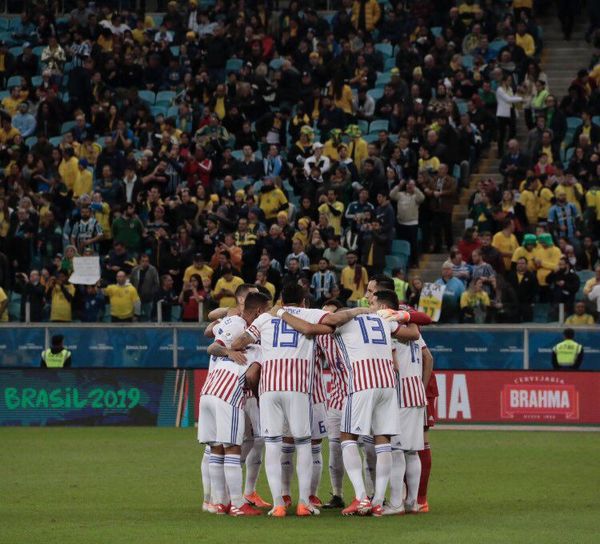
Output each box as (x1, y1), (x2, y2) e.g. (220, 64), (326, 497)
(0, 0), (597, 326)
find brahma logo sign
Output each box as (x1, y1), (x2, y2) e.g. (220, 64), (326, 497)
(500, 375), (579, 420)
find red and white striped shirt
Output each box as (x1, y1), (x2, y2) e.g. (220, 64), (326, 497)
(312, 351), (327, 405)
(316, 334), (348, 410)
(393, 336), (427, 408)
(246, 308), (328, 395)
(334, 314), (398, 394)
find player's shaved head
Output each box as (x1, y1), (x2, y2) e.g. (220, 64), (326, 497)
(281, 283), (305, 306)
(235, 283), (259, 305)
(372, 289), (399, 311)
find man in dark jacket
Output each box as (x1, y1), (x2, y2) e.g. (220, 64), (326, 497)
(547, 257), (580, 317)
(424, 164), (457, 253)
(15, 270), (45, 321)
(506, 256), (539, 322)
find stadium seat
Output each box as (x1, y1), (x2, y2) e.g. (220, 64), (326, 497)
(384, 254), (407, 275)
(593, 115), (600, 126)
(363, 133), (379, 143)
(9, 46), (22, 57)
(0, 17), (11, 30)
(367, 88), (384, 101)
(31, 75), (42, 87)
(169, 45), (180, 56)
(566, 117), (583, 130)
(375, 72), (392, 87)
(392, 239), (411, 259)
(564, 147), (575, 165)
(138, 90), (155, 105)
(156, 90), (176, 105)
(231, 149), (244, 161)
(0, 90), (9, 100)
(431, 26), (442, 37)
(461, 55), (474, 70)
(233, 179), (248, 191)
(25, 136), (37, 147)
(7, 75), (22, 88)
(357, 120), (369, 135)
(226, 58), (243, 73)
(374, 43), (393, 58)
(456, 99), (468, 115)
(532, 303), (551, 323)
(167, 105), (179, 118)
(49, 136), (63, 147)
(150, 105), (168, 117)
(269, 58), (284, 71)
(369, 119), (389, 133)
(61, 121), (76, 134)
(575, 270), (595, 299)
(384, 57), (396, 71)
(32, 45), (44, 57)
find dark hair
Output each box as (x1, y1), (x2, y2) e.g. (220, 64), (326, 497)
(322, 298), (343, 310)
(281, 282), (305, 305)
(255, 284), (273, 300)
(374, 289), (399, 310)
(244, 292), (270, 311)
(235, 283), (255, 298)
(51, 334), (64, 346)
(564, 328), (575, 339)
(371, 274), (394, 291)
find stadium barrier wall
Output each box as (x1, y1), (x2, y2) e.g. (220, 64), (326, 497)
(0, 324), (598, 370)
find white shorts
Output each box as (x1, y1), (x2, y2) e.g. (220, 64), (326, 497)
(327, 407), (342, 441)
(260, 391), (311, 438)
(244, 397), (261, 439)
(311, 402), (328, 440)
(197, 395), (245, 447)
(341, 388), (402, 437)
(392, 407), (425, 452)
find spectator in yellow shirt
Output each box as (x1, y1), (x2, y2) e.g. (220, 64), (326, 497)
(213, 265), (244, 308)
(460, 277), (490, 323)
(0, 286), (8, 321)
(565, 301), (595, 326)
(345, 125), (368, 168)
(511, 233), (538, 271)
(0, 116), (20, 145)
(58, 147), (80, 190)
(183, 253), (214, 284)
(255, 269), (276, 300)
(493, 219), (520, 271)
(47, 271), (75, 322)
(258, 176), (288, 221)
(103, 271), (141, 322)
(516, 21), (535, 57)
(533, 232), (562, 290)
(1, 86), (24, 117)
(318, 189), (345, 236)
(340, 251), (369, 305)
(72, 159), (93, 199)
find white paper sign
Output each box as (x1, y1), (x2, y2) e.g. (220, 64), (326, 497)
(417, 282), (446, 323)
(69, 257), (101, 285)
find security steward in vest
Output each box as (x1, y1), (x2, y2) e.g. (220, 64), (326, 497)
(41, 335), (72, 368)
(551, 328), (584, 370)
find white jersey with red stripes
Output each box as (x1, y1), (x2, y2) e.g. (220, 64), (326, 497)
(246, 307), (327, 395)
(312, 353), (327, 405)
(316, 334), (348, 411)
(201, 344), (262, 409)
(393, 335), (427, 408)
(208, 315), (246, 371)
(334, 313), (398, 394)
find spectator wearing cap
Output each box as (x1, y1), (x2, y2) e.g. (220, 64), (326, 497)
(304, 142), (331, 178)
(511, 233), (539, 271)
(533, 233), (562, 301)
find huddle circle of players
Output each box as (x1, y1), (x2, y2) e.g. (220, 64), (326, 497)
(197, 274), (437, 517)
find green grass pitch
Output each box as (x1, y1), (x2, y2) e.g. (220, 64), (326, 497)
(0, 428), (598, 544)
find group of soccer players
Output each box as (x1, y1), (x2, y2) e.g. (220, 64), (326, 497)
(197, 274), (437, 517)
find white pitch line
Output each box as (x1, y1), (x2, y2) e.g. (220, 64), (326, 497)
(435, 424), (600, 432)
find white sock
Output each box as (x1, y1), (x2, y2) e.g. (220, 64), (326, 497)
(389, 448), (407, 507)
(243, 437), (263, 496)
(311, 443), (322, 497)
(342, 440), (366, 500)
(201, 446), (211, 502)
(328, 438), (344, 497)
(209, 453), (226, 505)
(373, 443), (392, 507)
(361, 438), (377, 497)
(404, 451), (422, 505)
(295, 438), (312, 505)
(240, 438), (254, 463)
(264, 437), (284, 507)
(281, 442), (295, 496)
(224, 454), (243, 508)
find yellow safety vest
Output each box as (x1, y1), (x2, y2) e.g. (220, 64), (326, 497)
(42, 348), (71, 368)
(552, 340), (582, 366)
(394, 278), (409, 302)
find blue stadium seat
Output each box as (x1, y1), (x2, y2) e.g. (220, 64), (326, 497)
(567, 117), (583, 129)
(375, 72), (392, 87)
(233, 179), (248, 191)
(593, 116), (600, 126)
(461, 55), (474, 70)
(532, 303), (551, 323)
(226, 58), (243, 73)
(374, 43), (393, 58)
(367, 88), (384, 101)
(49, 136), (63, 147)
(25, 136), (37, 147)
(231, 149), (244, 161)
(269, 58), (284, 71)
(363, 133), (379, 143)
(31, 75), (43, 87)
(431, 26), (442, 38)
(7, 75), (22, 88)
(150, 105), (168, 117)
(169, 45), (180, 56)
(357, 120), (369, 135)
(384, 254), (407, 275)
(369, 119), (389, 133)
(392, 239), (411, 259)
(0, 90), (9, 100)
(9, 46), (22, 57)
(32, 45), (44, 57)
(167, 105), (179, 118)
(575, 270), (595, 299)
(156, 90), (176, 105)
(61, 121), (76, 134)
(384, 57), (396, 71)
(138, 90), (155, 105)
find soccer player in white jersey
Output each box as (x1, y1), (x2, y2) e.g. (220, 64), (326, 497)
(199, 292), (270, 516)
(201, 284), (271, 512)
(384, 333), (433, 515)
(231, 284), (367, 517)
(277, 288), (420, 516)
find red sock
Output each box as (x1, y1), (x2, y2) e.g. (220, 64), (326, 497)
(417, 442), (431, 504)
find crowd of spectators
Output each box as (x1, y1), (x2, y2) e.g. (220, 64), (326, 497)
(0, 0), (596, 326)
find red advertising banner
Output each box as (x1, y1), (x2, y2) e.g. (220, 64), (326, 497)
(194, 370), (600, 425)
(434, 371), (600, 424)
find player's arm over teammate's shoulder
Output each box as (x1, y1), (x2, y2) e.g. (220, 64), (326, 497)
(320, 306), (371, 328)
(231, 312), (270, 350)
(276, 308), (334, 336)
(207, 341), (247, 365)
(391, 322), (420, 342)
